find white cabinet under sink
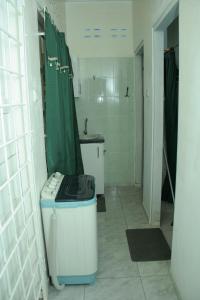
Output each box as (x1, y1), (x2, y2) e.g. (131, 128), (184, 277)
(81, 142), (104, 195)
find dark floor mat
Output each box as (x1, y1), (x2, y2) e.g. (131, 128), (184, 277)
(97, 195), (106, 212)
(126, 228), (171, 261)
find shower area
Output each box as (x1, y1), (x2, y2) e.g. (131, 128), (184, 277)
(161, 17), (179, 246)
(75, 57), (135, 187)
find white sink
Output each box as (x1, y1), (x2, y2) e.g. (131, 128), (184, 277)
(80, 134), (99, 140)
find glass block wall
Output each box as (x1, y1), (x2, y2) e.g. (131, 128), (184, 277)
(0, 1), (45, 299)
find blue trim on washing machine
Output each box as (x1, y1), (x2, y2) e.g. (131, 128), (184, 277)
(57, 273), (96, 285)
(40, 197), (96, 208)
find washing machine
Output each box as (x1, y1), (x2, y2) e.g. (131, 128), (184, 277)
(40, 172), (97, 288)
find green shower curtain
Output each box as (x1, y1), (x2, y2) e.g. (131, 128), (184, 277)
(45, 12), (83, 175)
(162, 49), (178, 202)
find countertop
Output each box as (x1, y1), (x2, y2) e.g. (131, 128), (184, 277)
(79, 134), (105, 144)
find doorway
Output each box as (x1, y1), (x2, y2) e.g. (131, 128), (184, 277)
(134, 42), (144, 188)
(161, 17), (179, 247)
(150, 1), (179, 228)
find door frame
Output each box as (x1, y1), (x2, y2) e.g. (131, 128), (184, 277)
(134, 41), (144, 187)
(150, 0), (179, 224)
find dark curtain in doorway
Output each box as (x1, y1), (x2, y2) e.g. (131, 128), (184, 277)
(45, 12), (84, 176)
(162, 49), (179, 203)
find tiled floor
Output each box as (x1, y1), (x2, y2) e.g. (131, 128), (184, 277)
(160, 200), (174, 249)
(48, 186), (178, 300)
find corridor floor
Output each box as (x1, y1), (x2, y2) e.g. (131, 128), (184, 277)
(49, 186), (178, 300)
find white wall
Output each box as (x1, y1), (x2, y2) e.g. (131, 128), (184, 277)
(24, 0), (66, 295)
(133, 0), (200, 299)
(64, 1), (135, 186)
(37, 0), (66, 32)
(171, 1), (200, 299)
(76, 57), (134, 186)
(24, 0), (46, 205)
(167, 17), (178, 48)
(65, 1), (134, 57)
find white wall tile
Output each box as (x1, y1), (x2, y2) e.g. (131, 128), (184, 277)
(76, 58), (134, 186)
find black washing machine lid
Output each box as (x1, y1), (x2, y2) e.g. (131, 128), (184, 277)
(55, 175), (95, 202)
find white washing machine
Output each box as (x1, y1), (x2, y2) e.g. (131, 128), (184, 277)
(40, 172), (97, 289)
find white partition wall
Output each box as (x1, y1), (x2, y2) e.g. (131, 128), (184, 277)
(0, 1), (46, 299)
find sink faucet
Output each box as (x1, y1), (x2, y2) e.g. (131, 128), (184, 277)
(83, 118), (88, 135)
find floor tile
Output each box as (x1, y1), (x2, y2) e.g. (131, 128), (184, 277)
(105, 186), (119, 197)
(122, 201), (145, 216)
(120, 196), (142, 210)
(160, 213), (174, 229)
(125, 207), (149, 228)
(105, 195), (121, 207)
(97, 213), (106, 226)
(98, 226), (127, 250)
(98, 216), (127, 231)
(141, 275), (178, 300)
(117, 186), (140, 195)
(104, 205), (124, 219)
(161, 202), (174, 214)
(97, 242), (139, 278)
(160, 202), (174, 230)
(138, 261), (170, 277)
(85, 277), (146, 300)
(48, 285), (84, 300)
(48, 186), (177, 300)
(162, 229), (173, 249)
(123, 203), (142, 213)
(104, 216), (126, 228)
(98, 211), (126, 230)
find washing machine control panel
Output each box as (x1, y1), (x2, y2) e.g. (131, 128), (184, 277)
(41, 172), (64, 200)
